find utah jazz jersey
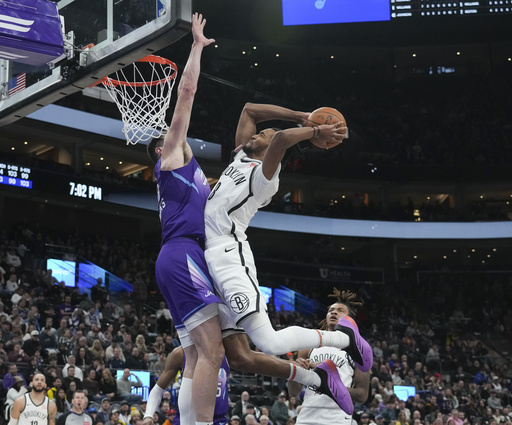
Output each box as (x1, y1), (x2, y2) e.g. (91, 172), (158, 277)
(155, 156), (210, 244)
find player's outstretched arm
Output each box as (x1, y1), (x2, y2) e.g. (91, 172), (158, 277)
(143, 348), (184, 424)
(261, 122), (344, 179)
(235, 103), (308, 149)
(160, 12), (215, 171)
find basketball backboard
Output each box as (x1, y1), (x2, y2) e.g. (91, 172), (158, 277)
(0, 0), (191, 126)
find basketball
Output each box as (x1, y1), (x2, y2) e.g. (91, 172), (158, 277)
(305, 107), (347, 149)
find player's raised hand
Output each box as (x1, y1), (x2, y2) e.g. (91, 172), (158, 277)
(315, 122), (347, 149)
(298, 111), (311, 126)
(192, 12), (215, 48)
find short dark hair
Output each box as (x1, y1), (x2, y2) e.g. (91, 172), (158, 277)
(147, 136), (165, 164)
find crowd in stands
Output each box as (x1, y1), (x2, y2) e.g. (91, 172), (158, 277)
(0, 218), (510, 425)
(35, 47), (511, 224)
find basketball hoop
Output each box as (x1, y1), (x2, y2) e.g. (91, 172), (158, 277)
(98, 55), (178, 145)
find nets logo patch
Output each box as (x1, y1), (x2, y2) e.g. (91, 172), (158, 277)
(229, 292), (249, 314)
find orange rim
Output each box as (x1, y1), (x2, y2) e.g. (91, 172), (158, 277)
(96, 55), (178, 88)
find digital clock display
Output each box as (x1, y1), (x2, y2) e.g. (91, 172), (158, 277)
(69, 181), (103, 200)
(0, 162), (33, 189)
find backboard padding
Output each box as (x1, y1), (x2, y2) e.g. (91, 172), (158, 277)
(0, 0), (191, 127)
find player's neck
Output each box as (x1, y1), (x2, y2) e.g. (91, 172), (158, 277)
(30, 390), (46, 404)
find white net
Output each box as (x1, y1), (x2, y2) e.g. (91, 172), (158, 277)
(101, 56), (178, 145)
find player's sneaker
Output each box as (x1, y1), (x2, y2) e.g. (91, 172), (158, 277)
(335, 316), (373, 372)
(312, 359), (353, 414)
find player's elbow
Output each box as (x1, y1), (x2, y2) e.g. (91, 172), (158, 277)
(242, 102), (257, 114)
(241, 103), (264, 121)
(269, 130), (289, 152)
(177, 79), (197, 98)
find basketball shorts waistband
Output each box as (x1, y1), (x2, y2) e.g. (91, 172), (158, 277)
(205, 234), (245, 249)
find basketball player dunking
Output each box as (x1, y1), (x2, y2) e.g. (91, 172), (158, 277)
(288, 289), (371, 425)
(9, 373), (57, 425)
(202, 102), (372, 412)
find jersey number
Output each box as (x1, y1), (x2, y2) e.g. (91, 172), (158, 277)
(208, 182), (221, 200)
(30, 421), (38, 425)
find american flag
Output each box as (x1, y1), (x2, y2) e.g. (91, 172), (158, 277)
(8, 72), (26, 96)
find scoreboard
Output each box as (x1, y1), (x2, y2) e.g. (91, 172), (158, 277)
(0, 162), (32, 189)
(0, 160), (102, 201)
(282, 0), (512, 25)
(392, 0), (511, 18)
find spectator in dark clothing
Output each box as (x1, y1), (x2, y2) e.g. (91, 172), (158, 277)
(125, 347), (147, 370)
(82, 368), (102, 402)
(3, 363), (27, 392)
(99, 368), (118, 401)
(59, 296), (74, 320)
(40, 326), (58, 355)
(381, 397), (398, 425)
(63, 365), (82, 391)
(107, 347), (126, 370)
(22, 329), (43, 357)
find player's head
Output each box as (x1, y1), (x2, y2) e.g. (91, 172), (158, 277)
(147, 136), (165, 164)
(319, 288), (362, 331)
(31, 373), (46, 393)
(242, 128), (279, 159)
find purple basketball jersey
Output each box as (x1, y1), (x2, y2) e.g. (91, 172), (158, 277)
(155, 156), (210, 244)
(154, 155), (220, 328)
(173, 356), (230, 425)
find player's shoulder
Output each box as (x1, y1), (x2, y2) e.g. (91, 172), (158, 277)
(13, 393), (27, 408)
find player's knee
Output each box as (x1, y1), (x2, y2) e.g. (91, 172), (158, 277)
(225, 349), (258, 373)
(210, 340), (225, 365)
(251, 333), (288, 356)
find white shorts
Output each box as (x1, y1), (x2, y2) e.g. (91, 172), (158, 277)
(296, 406), (354, 425)
(205, 235), (268, 333)
(177, 303), (219, 348)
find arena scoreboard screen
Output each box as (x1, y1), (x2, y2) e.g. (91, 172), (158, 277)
(0, 161), (33, 189)
(0, 160), (102, 201)
(283, 0), (511, 25)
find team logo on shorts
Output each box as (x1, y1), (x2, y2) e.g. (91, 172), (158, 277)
(229, 292), (250, 314)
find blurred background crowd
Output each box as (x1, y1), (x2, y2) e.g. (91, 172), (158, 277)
(0, 220), (510, 425)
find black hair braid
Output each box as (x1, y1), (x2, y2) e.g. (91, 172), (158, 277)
(318, 287), (362, 330)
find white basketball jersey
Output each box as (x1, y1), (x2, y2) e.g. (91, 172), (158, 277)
(296, 347), (355, 425)
(18, 394), (50, 425)
(205, 150), (280, 241)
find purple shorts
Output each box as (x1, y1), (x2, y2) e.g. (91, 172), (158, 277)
(155, 237), (221, 329)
